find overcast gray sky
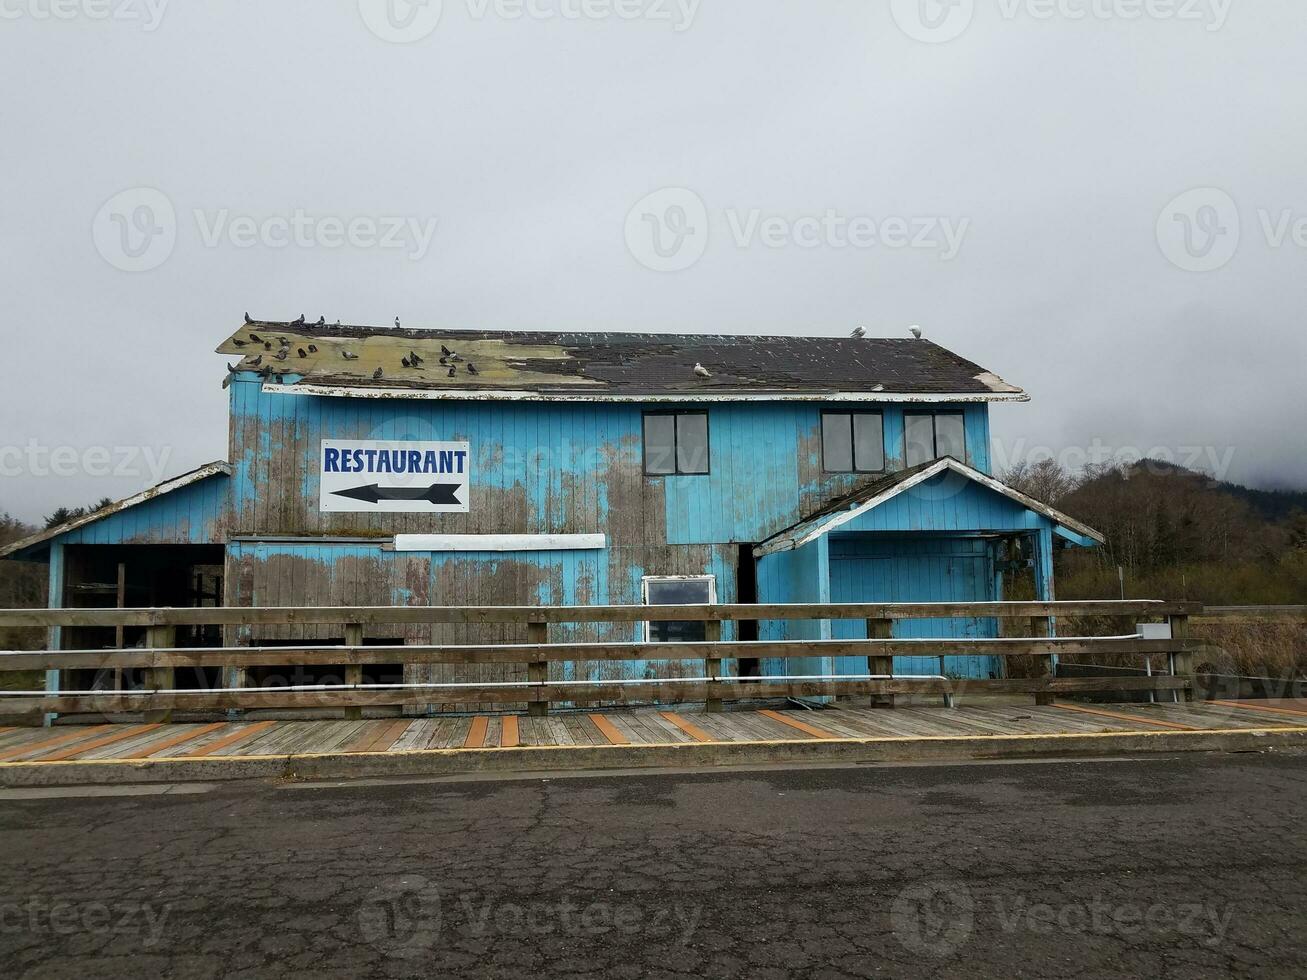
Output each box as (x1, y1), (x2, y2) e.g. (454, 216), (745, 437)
(2, 0), (1305, 524)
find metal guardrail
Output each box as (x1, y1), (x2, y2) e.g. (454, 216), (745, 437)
(0, 600), (1200, 721)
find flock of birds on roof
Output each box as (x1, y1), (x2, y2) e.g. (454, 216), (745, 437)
(223, 314), (923, 389)
(851, 325), (922, 339)
(225, 313), (480, 388)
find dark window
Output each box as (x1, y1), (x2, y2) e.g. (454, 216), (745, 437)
(644, 576), (715, 642)
(643, 412), (710, 475)
(904, 412), (966, 467)
(822, 412), (885, 473)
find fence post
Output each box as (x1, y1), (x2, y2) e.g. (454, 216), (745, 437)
(344, 623), (363, 721)
(705, 620), (723, 713)
(527, 621), (549, 717)
(867, 618), (894, 709)
(1170, 614), (1194, 702)
(1030, 616), (1054, 706)
(144, 625), (175, 724)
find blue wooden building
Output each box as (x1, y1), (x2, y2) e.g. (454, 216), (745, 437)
(2, 323), (1102, 697)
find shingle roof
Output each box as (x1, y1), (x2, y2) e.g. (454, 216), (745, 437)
(216, 323), (1027, 401)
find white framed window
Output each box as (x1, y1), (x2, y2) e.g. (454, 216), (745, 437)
(643, 412), (710, 476)
(821, 411), (886, 473)
(642, 574), (716, 642)
(904, 411), (966, 467)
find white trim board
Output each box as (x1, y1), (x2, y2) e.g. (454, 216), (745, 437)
(261, 382), (1029, 404)
(393, 533), (606, 553)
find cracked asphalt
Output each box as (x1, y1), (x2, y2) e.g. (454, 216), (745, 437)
(1, 751), (1305, 979)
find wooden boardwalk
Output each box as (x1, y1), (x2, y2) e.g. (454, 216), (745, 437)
(1, 699), (1304, 766)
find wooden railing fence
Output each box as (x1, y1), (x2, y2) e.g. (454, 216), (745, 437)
(0, 600), (1202, 723)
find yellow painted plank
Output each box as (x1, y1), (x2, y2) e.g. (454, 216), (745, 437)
(757, 709), (838, 740)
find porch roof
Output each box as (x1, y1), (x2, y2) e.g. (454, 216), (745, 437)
(754, 457), (1105, 557)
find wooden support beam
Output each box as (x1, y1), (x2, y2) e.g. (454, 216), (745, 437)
(1171, 614), (1194, 703)
(114, 562), (126, 692)
(527, 622), (548, 718)
(866, 618), (894, 709)
(344, 623), (363, 721)
(1030, 615), (1054, 706)
(143, 625), (175, 724)
(704, 621), (723, 713)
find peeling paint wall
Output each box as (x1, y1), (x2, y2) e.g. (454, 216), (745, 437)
(48, 474), (231, 547)
(228, 380), (992, 546)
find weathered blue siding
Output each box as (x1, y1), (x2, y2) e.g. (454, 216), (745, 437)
(29, 380), (1042, 696)
(829, 471), (1046, 536)
(754, 535), (832, 679)
(52, 474), (230, 546)
(828, 536), (1002, 679)
(749, 471), (1072, 680)
(228, 380), (992, 547)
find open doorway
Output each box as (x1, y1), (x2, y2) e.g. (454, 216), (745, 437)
(736, 543), (760, 678)
(58, 544), (226, 692)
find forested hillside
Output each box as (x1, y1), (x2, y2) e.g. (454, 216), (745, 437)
(0, 514), (45, 651)
(1004, 459), (1307, 604)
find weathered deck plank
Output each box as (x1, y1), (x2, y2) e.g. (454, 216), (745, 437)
(4, 702), (1303, 776)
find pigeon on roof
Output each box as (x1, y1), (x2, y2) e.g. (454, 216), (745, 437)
(214, 324), (1027, 399)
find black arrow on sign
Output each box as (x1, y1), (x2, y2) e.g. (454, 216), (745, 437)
(331, 483), (461, 506)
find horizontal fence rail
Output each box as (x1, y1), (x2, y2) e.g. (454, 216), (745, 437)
(0, 600), (1201, 722)
(0, 637), (1197, 672)
(0, 600), (1202, 629)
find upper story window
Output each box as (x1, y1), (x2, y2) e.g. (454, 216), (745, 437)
(821, 412), (885, 473)
(643, 411), (710, 476)
(904, 411), (966, 467)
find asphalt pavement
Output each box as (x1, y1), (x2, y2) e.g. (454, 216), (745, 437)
(1, 750), (1305, 978)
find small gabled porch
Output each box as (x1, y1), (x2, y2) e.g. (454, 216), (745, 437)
(753, 457), (1106, 680)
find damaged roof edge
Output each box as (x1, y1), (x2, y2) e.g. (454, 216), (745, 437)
(0, 461), (233, 561)
(217, 326), (1027, 399)
(259, 382), (1031, 403)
